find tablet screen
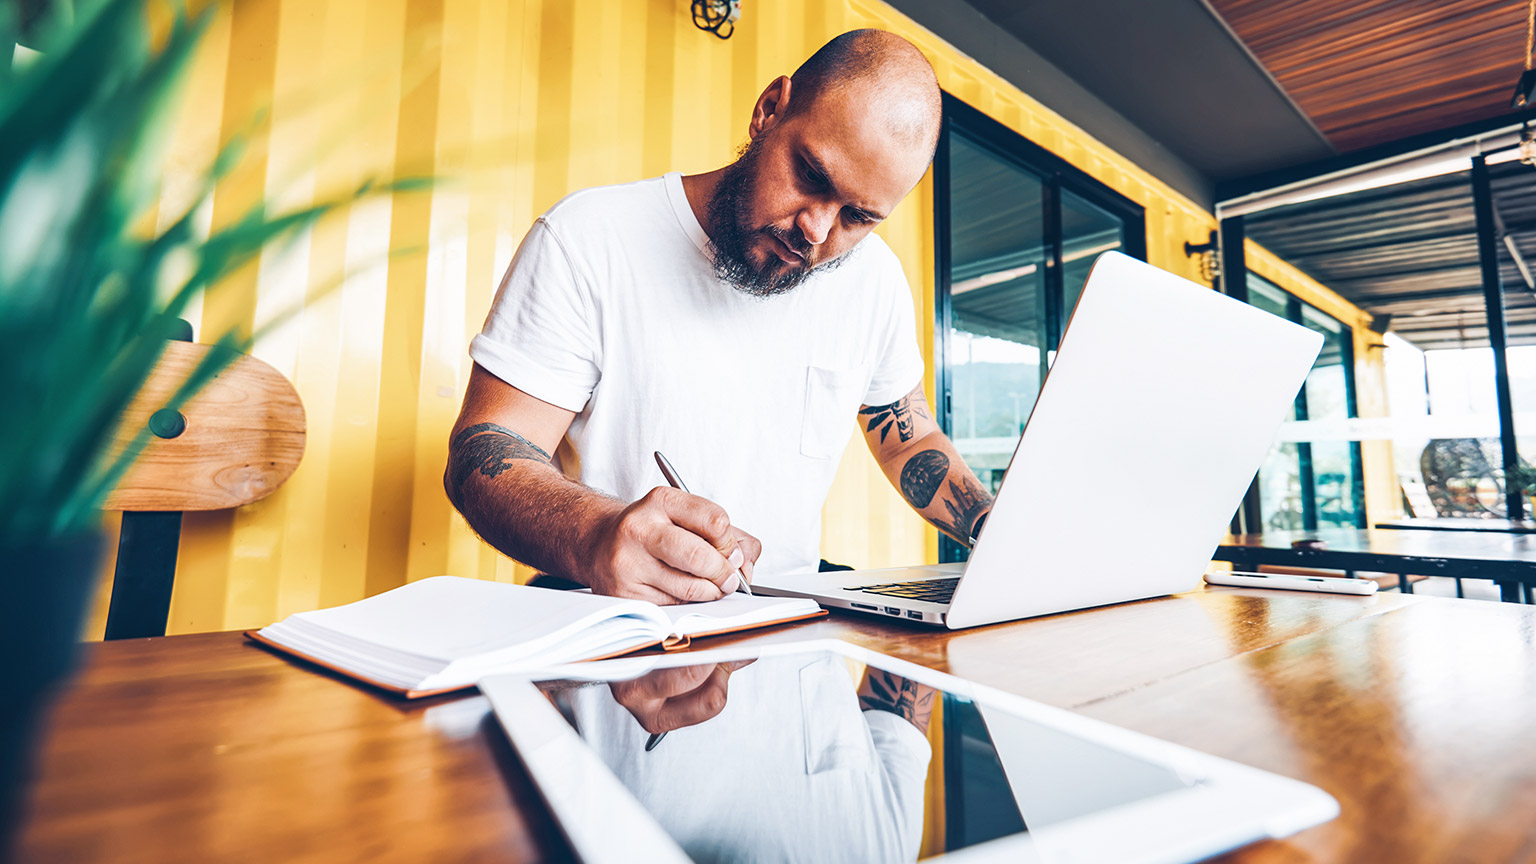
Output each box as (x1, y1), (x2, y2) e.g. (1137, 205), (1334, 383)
(532, 649), (1193, 862)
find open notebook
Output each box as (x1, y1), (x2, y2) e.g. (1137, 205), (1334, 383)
(248, 575), (825, 697)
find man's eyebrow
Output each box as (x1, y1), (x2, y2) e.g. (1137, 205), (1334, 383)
(802, 149), (888, 222)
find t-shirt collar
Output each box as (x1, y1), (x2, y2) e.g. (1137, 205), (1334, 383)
(664, 171), (713, 260)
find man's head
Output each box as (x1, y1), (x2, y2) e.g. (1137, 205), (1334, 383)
(705, 29), (942, 296)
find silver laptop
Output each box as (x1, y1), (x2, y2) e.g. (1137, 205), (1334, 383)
(754, 251), (1323, 629)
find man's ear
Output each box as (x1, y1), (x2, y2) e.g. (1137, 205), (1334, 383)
(749, 75), (792, 140)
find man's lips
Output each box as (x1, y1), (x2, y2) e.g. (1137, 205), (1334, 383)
(765, 233), (807, 266)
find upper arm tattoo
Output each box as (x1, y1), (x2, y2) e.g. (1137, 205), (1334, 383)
(859, 389), (930, 446)
(858, 670), (936, 735)
(445, 422), (552, 506)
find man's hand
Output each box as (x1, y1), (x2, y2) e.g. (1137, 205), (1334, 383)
(445, 366), (764, 600)
(608, 660), (756, 735)
(588, 486), (763, 605)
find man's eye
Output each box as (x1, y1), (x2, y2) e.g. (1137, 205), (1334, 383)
(802, 163), (827, 190)
(844, 209), (872, 225)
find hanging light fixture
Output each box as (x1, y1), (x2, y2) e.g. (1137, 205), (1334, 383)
(1512, 0), (1536, 108)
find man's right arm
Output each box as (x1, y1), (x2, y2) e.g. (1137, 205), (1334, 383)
(444, 364), (758, 605)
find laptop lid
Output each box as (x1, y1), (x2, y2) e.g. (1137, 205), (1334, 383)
(944, 252), (1322, 628)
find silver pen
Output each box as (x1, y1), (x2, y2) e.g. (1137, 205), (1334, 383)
(653, 450), (752, 596)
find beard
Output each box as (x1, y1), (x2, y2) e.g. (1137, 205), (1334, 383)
(704, 136), (844, 297)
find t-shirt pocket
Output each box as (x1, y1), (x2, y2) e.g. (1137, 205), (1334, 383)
(799, 657), (872, 775)
(800, 365), (868, 459)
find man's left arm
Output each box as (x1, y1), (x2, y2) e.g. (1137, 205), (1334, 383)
(859, 383), (993, 547)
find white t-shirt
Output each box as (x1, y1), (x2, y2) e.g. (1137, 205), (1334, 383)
(470, 173), (925, 577)
(561, 655), (932, 862)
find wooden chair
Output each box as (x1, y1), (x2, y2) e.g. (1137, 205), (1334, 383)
(101, 328), (305, 639)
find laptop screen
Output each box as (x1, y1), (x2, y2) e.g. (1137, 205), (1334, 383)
(532, 648), (1194, 861)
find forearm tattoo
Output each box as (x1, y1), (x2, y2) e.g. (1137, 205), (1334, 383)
(933, 473), (991, 547)
(859, 670), (936, 734)
(900, 450), (949, 507)
(859, 391), (930, 446)
(445, 422), (552, 507)
(899, 449), (993, 545)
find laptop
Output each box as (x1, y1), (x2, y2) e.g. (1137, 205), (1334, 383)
(754, 251), (1323, 629)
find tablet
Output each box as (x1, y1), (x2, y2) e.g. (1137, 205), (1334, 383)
(480, 639), (1336, 863)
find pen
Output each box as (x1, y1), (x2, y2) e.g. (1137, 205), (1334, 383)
(653, 450), (752, 596)
(645, 731), (666, 751)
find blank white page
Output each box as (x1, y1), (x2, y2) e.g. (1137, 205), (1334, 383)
(283, 576), (667, 662)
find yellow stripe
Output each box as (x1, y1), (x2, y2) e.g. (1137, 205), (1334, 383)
(363, 0), (444, 598)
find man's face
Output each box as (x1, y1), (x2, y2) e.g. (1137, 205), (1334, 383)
(706, 83), (931, 296)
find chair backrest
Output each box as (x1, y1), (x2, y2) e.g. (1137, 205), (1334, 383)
(102, 339), (305, 638)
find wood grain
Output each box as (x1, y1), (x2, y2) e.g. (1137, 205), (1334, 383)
(15, 587), (1536, 863)
(1210, 0), (1528, 151)
(103, 342), (305, 512)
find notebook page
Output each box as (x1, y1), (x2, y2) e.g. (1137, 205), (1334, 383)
(661, 592), (822, 637)
(281, 576), (670, 662)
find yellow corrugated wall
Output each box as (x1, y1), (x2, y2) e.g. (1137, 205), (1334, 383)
(84, 0), (1384, 637)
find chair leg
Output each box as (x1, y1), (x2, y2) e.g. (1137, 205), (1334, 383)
(1455, 578), (1464, 599)
(104, 511), (182, 639)
(1399, 573), (1412, 594)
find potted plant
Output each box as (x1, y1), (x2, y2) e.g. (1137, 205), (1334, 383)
(0, 0), (421, 843)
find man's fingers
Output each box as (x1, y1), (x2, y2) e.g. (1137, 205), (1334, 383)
(730, 527), (762, 584)
(644, 560), (727, 604)
(653, 487), (735, 548)
(649, 665), (733, 731)
(649, 521), (737, 589)
(620, 664), (717, 700)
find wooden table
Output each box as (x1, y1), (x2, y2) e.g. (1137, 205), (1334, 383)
(1375, 517), (1536, 535)
(1217, 528), (1536, 602)
(16, 587), (1536, 863)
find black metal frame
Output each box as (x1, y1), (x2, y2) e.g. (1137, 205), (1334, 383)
(1220, 216), (1265, 535)
(1472, 155), (1524, 521)
(934, 93), (1147, 562)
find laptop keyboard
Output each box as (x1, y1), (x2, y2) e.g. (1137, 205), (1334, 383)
(846, 577), (960, 604)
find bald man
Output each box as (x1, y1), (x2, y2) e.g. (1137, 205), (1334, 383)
(446, 30), (994, 603)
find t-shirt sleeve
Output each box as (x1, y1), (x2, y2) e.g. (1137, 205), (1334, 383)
(469, 218), (599, 412)
(862, 251), (926, 406)
(864, 709), (934, 859)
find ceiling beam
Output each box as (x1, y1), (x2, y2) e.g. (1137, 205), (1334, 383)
(1217, 111), (1536, 202)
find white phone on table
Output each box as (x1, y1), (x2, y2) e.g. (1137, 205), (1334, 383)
(1204, 570), (1379, 595)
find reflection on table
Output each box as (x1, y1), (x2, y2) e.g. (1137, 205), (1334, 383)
(543, 655), (934, 863)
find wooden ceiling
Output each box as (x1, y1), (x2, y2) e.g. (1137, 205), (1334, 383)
(1210, 0), (1534, 152)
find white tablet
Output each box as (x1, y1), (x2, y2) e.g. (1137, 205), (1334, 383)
(479, 639), (1336, 863)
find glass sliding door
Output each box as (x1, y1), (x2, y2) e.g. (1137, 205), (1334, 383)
(944, 133), (1049, 501)
(1300, 305), (1364, 528)
(1248, 274), (1366, 531)
(936, 95), (1146, 561)
(1060, 190), (1131, 326)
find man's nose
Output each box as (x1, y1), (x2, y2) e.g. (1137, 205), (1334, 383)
(795, 203), (837, 247)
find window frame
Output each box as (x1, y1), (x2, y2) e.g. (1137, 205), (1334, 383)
(1247, 273), (1368, 531)
(933, 93), (1148, 561)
